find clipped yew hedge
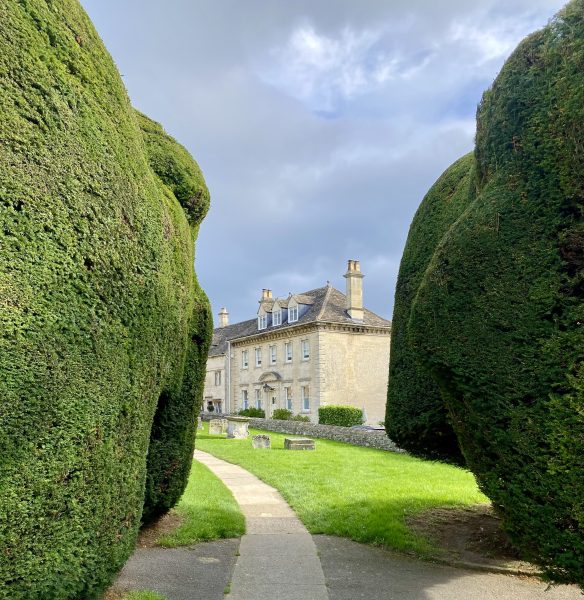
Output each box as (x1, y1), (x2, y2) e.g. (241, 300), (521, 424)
(407, 0), (584, 584)
(318, 406), (363, 427)
(0, 1), (211, 598)
(386, 154), (473, 464)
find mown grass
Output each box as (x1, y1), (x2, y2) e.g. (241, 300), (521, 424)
(122, 591), (168, 600)
(195, 425), (488, 555)
(156, 459), (245, 547)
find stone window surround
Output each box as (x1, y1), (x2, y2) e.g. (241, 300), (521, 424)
(242, 349), (249, 369)
(301, 385), (310, 412)
(255, 347), (262, 367)
(285, 341), (293, 362)
(269, 344), (277, 365)
(301, 339), (310, 360)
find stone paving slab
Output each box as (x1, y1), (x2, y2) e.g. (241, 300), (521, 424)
(112, 539), (239, 600)
(315, 535), (582, 600)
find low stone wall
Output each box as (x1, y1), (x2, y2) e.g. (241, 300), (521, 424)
(248, 418), (402, 452)
(199, 413), (402, 452)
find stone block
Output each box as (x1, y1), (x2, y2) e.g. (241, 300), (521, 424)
(226, 416), (250, 439)
(284, 437), (315, 451)
(209, 419), (223, 435)
(252, 434), (271, 449)
(197, 417), (203, 430)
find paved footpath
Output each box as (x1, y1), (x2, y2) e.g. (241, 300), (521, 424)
(115, 452), (582, 600)
(195, 449), (329, 600)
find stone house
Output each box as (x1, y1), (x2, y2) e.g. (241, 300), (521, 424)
(203, 260), (391, 424)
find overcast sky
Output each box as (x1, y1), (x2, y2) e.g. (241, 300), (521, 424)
(81, 0), (564, 324)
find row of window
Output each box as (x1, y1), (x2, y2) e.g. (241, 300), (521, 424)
(241, 385), (310, 411)
(258, 305), (299, 330)
(241, 340), (310, 368)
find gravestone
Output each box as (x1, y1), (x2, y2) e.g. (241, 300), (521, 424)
(226, 416), (249, 439)
(208, 419), (223, 435)
(284, 437), (315, 451)
(197, 417), (203, 430)
(252, 434), (271, 449)
(221, 418), (229, 434)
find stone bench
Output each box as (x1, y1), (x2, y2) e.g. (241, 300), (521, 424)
(284, 437), (315, 451)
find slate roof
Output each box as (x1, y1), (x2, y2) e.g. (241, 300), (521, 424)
(209, 285), (391, 356)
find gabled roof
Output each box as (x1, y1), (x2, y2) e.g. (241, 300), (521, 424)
(210, 285), (391, 354)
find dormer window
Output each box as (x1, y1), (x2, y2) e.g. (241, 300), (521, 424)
(258, 314), (267, 330)
(273, 309), (282, 326)
(289, 304), (298, 323)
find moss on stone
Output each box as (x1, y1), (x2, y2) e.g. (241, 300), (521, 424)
(0, 1), (211, 597)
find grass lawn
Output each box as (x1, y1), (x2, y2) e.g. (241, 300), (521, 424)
(156, 458), (245, 547)
(195, 425), (488, 556)
(122, 592), (168, 600)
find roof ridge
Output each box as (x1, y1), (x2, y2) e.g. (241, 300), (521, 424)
(316, 284), (334, 321)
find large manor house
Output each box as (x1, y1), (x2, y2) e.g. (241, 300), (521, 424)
(203, 261), (391, 425)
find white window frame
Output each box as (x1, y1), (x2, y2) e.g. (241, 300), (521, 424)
(255, 347), (262, 367)
(270, 345), (277, 365)
(301, 385), (310, 412)
(273, 310), (282, 326)
(285, 341), (293, 363)
(242, 349), (248, 369)
(255, 388), (262, 409)
(301, 339), (310, 360)
(242, 389), (249, 410)
(258, 314), (267, 330)
(215, 370), (222, 386)
(289, 304), (298, 323)
(285, 387), (292, 411)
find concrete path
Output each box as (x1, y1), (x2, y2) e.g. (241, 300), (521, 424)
(195, 450), (329, 600)
(113, 539), (239, 600)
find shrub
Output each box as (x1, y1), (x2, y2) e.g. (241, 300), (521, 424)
(0, 1), (211, 597)
(407, 0), (584, 585)
(318, 406), (363, 427)
(386, 155), (472, 464)
(238, 408), (265, 418)
(290, 414), (311, 422)
(272, 408), (292, 420)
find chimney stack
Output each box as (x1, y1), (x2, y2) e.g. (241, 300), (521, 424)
(261, 289), (273, 301)
(344, 260), (364, 321)
(218, 307), (229, 328)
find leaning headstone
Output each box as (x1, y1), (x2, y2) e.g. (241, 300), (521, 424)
(197, 417), (203, 430)
(252, 434), (271, 449)
(209, 419), (223, 435)
(226, 416), (250, 439)
(284, 437), (315, 451)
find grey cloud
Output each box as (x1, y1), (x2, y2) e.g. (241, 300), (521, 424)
(82, 0), (566, 324)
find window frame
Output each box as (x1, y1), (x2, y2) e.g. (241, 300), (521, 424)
(285, 341), (293, 363)
(242, 389), (249, 410)
(288, 304), (298, 323)
(254, 388), (262, 409)
(273, 310), (282, 326)
(258, 314), (267, 330)
(255, 347), (262, 367)
(285, 387), (292, 411)
(242, 349), (249, 369)
(301, 339), (310, 360)
(301, 385), (310, 411)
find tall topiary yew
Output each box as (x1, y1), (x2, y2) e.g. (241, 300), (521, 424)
(0, 2), (211, 597)
(405, 0), (584, 584)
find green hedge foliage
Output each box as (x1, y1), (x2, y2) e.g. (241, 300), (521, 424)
(386, 154), (473, 464)
(318, 406), (363, 427)
(0, 2), (211, 598)
(406, 0), (584, 584)
(238, 408), (265, 418)
(272, 409), (292, 420)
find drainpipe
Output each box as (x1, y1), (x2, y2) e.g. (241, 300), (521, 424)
(226, 340), (232, 415)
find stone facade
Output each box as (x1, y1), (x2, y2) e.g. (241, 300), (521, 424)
(203, 261), (391, 425)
